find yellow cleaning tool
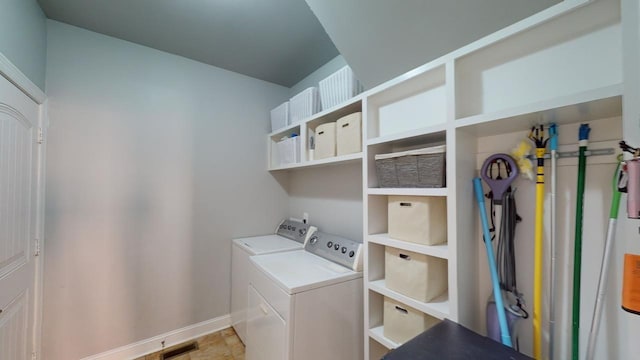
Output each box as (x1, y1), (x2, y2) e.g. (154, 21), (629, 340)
(511, 140), (534, 181)
(529, 125), (549, 360)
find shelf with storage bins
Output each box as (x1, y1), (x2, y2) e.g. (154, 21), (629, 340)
(268, 125), (302, 170)
(267, 97), (364, 171)
(365, 192), (450, 353)
(368, 233), (448, 260)
(364, 78), (451, 357)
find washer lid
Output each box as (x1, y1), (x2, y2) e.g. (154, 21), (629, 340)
(233, 235), (303, 255)
(250, 250), (362, 295)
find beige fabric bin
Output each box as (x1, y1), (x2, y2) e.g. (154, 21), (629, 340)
(383, 297), (440, 344)
(315, 122), (336, 159)
(385, 247), (448, 302)
(336, 112), (362, 156)
(388, 196), (447, 245)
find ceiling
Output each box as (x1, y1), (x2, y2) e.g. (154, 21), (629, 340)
(38, 0), (562, 89)
(37, 0), (339, 87)
(305, 0), (561, 88)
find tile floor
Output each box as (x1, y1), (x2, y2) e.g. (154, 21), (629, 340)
(136, 327), (245, 360)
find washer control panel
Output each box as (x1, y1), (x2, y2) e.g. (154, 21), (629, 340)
(305, 232), (363, 271)
(276, 219), (317, 244)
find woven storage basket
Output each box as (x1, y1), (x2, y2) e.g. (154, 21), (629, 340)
(374, 145), (445, 188)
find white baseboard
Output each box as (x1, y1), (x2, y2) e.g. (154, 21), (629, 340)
(80, 314), (231, 360)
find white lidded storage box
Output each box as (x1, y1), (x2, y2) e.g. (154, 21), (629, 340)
(289, 87), (321, 124)
(315, 122), (336, 160)
(336, 112), (362, 156)
(385, 247), (448, 302)
(383, 297), (440, 344)
(270, 102), (289, 132)
(319, 66), (364, 110)
(388, 196), (447, 245)
(276, 136), (300, 166)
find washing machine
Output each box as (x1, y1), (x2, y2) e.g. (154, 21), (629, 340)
(246, 232), (364, 360)
(231, 219), (317, 343)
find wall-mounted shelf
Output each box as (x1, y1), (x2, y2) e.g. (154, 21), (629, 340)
(367, 123), (447, 147)
(367, 188), (447, 197)
(368, 234), (448, 259)
(368, 326), (399, 350)
(369, 279), (450, 320)
(268, 152), (362, 171)
(455, 84), (623, 137)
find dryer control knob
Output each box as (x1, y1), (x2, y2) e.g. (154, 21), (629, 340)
(341, 247), (347, 254)
(327, 241), (333, 248)
(309, 236), (318, 245)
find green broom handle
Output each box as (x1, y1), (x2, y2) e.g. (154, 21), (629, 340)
(572, 124), (590, 360)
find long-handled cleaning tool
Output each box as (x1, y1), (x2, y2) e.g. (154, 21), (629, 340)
(548, 123), (558, 360)
(480, 155), (527, 347)
(584, 157), (622, 360)
(572, 124), (591, 360)
(529, 125), (549, 360)
(474, 176), (513, 347)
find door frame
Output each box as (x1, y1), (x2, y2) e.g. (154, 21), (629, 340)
(0, 51), (47, 359)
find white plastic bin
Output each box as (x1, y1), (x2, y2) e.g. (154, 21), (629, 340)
(276, 136), (300, 165)
(289, 87), (321, 124)
(383, 297), (440, 344)
(388, 196), (447, 245)
(385, 247), (448, 302)
(336, 112), (362, 156)
(319, 66), (364, 110)
(315, 122), (336, 160)
(270, 102), (289, 132)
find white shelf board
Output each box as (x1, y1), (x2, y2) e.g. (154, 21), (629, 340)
(268, 152), (362, 171)
(269, 123), (301, 138)
(368, 234), (449, 259)
(306, 96), (363, 129)
(367, 123), (447, 146)
(455, 84), (623, 137)
(367, 188), (447, 196)
(368, 279), (450, 320)
(368, 326), (399, 350)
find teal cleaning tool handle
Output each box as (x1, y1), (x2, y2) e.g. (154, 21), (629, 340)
(549, 123), (558, 151)
(473, 178), (513, 347)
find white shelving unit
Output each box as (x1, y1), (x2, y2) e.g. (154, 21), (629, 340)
(265, 0), (626, 358)
(268, 96), (364, 171)
(361, 1), (622, 358)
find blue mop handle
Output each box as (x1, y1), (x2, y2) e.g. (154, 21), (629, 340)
(473, 178), (513, 347)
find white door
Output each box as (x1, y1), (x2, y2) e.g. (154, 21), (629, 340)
(0, 74), (43, 360)
(246, 285), (287, 360)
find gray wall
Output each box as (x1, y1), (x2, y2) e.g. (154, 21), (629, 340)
(289, 55), (348, 97)
(0, 0), (47, 90)
(287, 163), (363, 243)
(286, 56), (363, 243)
(43, 20), (290, 360)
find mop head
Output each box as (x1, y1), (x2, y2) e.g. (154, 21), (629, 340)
(511, 141), (534, 181)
